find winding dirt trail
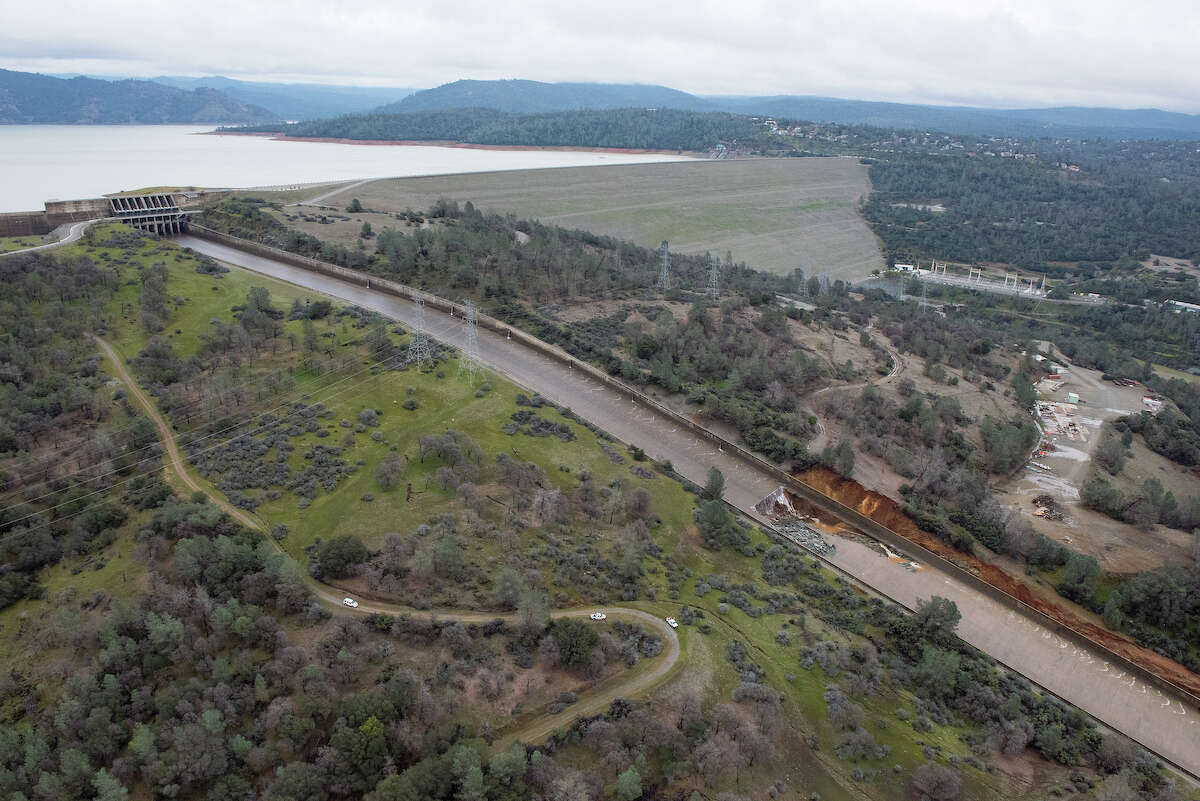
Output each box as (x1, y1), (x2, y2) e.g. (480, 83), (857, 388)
(806, 325), (905, 453)
(93, 335), (680, 748)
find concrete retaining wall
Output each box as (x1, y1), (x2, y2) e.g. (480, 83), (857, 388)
(44, 198), (110, 228)
(186, 225), (1200, 712)
(0, 211), (50, 237)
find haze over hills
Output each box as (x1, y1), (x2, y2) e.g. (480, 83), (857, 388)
(0, 69), (280, 124)
(149, 76), (416, 120)
(384, 78), (1200, 140)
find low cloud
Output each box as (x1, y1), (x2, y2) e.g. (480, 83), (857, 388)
(2, 0), (1198, 112)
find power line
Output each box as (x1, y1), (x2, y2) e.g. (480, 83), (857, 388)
(0, 349), (377, 501)
(8, 345), (353, 478)
(0, 348), (399, 510)
(6, 307), (454, 506)
(0, 352), (404, 523)
(0, 359), (400, 546)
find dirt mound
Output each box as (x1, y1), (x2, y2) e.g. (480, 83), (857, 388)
(795, 467), (1200, 700)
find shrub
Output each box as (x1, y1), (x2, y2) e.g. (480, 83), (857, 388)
(552, 619), (599, 667)
(314, 535), (369, 579)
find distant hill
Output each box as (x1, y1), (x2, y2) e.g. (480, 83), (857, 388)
(150, 76), (416, 120)
(372, 78), (1200, 140)
(250, 107), (760, 151)
(710, 95), (1200, 140)
(380, 79), (713, 114)
(0, 69), (281, 124)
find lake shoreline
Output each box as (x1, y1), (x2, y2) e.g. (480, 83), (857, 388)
(206, 130), (702, 158)
(0, 124), (695, 212)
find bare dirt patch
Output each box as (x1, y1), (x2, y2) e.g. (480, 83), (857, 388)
(1140, 253), (1199, 278)
(996, 366), (1178, 573)
(266, 205), (417, 254)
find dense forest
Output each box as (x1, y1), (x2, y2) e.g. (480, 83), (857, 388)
(234, 108), (780, 151)
(865, 146), (1200, 266)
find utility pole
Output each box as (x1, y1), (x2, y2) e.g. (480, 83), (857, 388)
(457, 300), (481, 386)
(408, 296), (433, 368)
(655, 241), (671, 291)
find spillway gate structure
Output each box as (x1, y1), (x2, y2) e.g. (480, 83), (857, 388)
(109, 193), (188, 235)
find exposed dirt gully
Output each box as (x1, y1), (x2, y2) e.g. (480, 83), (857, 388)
(795, 467), (1200, 700)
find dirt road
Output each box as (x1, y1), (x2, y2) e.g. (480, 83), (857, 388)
(170, 236), (1200, 777)
(94, 335), (679, 748)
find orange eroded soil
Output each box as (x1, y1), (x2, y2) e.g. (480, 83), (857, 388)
(796, 466), (1200, 699)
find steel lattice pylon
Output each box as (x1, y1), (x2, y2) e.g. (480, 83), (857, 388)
(457, 300), (481, 386)
(655, 240), (671, 291)
(408, 296), (433, 368)
(707, 253), (721, 299)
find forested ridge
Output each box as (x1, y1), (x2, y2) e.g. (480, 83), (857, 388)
(234, 107), (778, 151)
(865, 145), (1200, 266)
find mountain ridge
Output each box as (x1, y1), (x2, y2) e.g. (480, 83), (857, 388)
(380, 78), (1200, 139)
(379, 79), (714, 115)
(149, 76), (416, 120)
(0, 69), (281, 124)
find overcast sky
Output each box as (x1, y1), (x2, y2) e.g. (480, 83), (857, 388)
(2, 0), (1198, 112)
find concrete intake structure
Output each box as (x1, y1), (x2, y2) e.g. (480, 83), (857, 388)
(0, 193), (192, 239)
(108, 193), (188, 235)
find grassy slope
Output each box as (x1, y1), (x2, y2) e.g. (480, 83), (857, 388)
(0, 225), (321, 670)
(271, 159), (884, 280)
(0, 235), (42, 253)
(129, 230), (1061, 798)
(0, 226), (1073, 799)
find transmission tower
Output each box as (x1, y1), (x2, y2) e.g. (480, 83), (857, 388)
(707, 254), (721, 299)
(457, 300), (481, 386)
(655, 240), (671, 291)
(408, 296), (433, 368)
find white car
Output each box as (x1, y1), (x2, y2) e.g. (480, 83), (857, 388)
(665, 617), (678, 629)
(589, 612), (607, 621)
(343, 597), (359, 608)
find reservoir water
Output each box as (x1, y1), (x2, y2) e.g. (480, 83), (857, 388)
(0, 125), (693, 213)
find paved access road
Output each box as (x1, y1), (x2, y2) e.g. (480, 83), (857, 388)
(173, 235), (1200, 776)
(0, 219), (100, 259)
(95, 334), (680, 748)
